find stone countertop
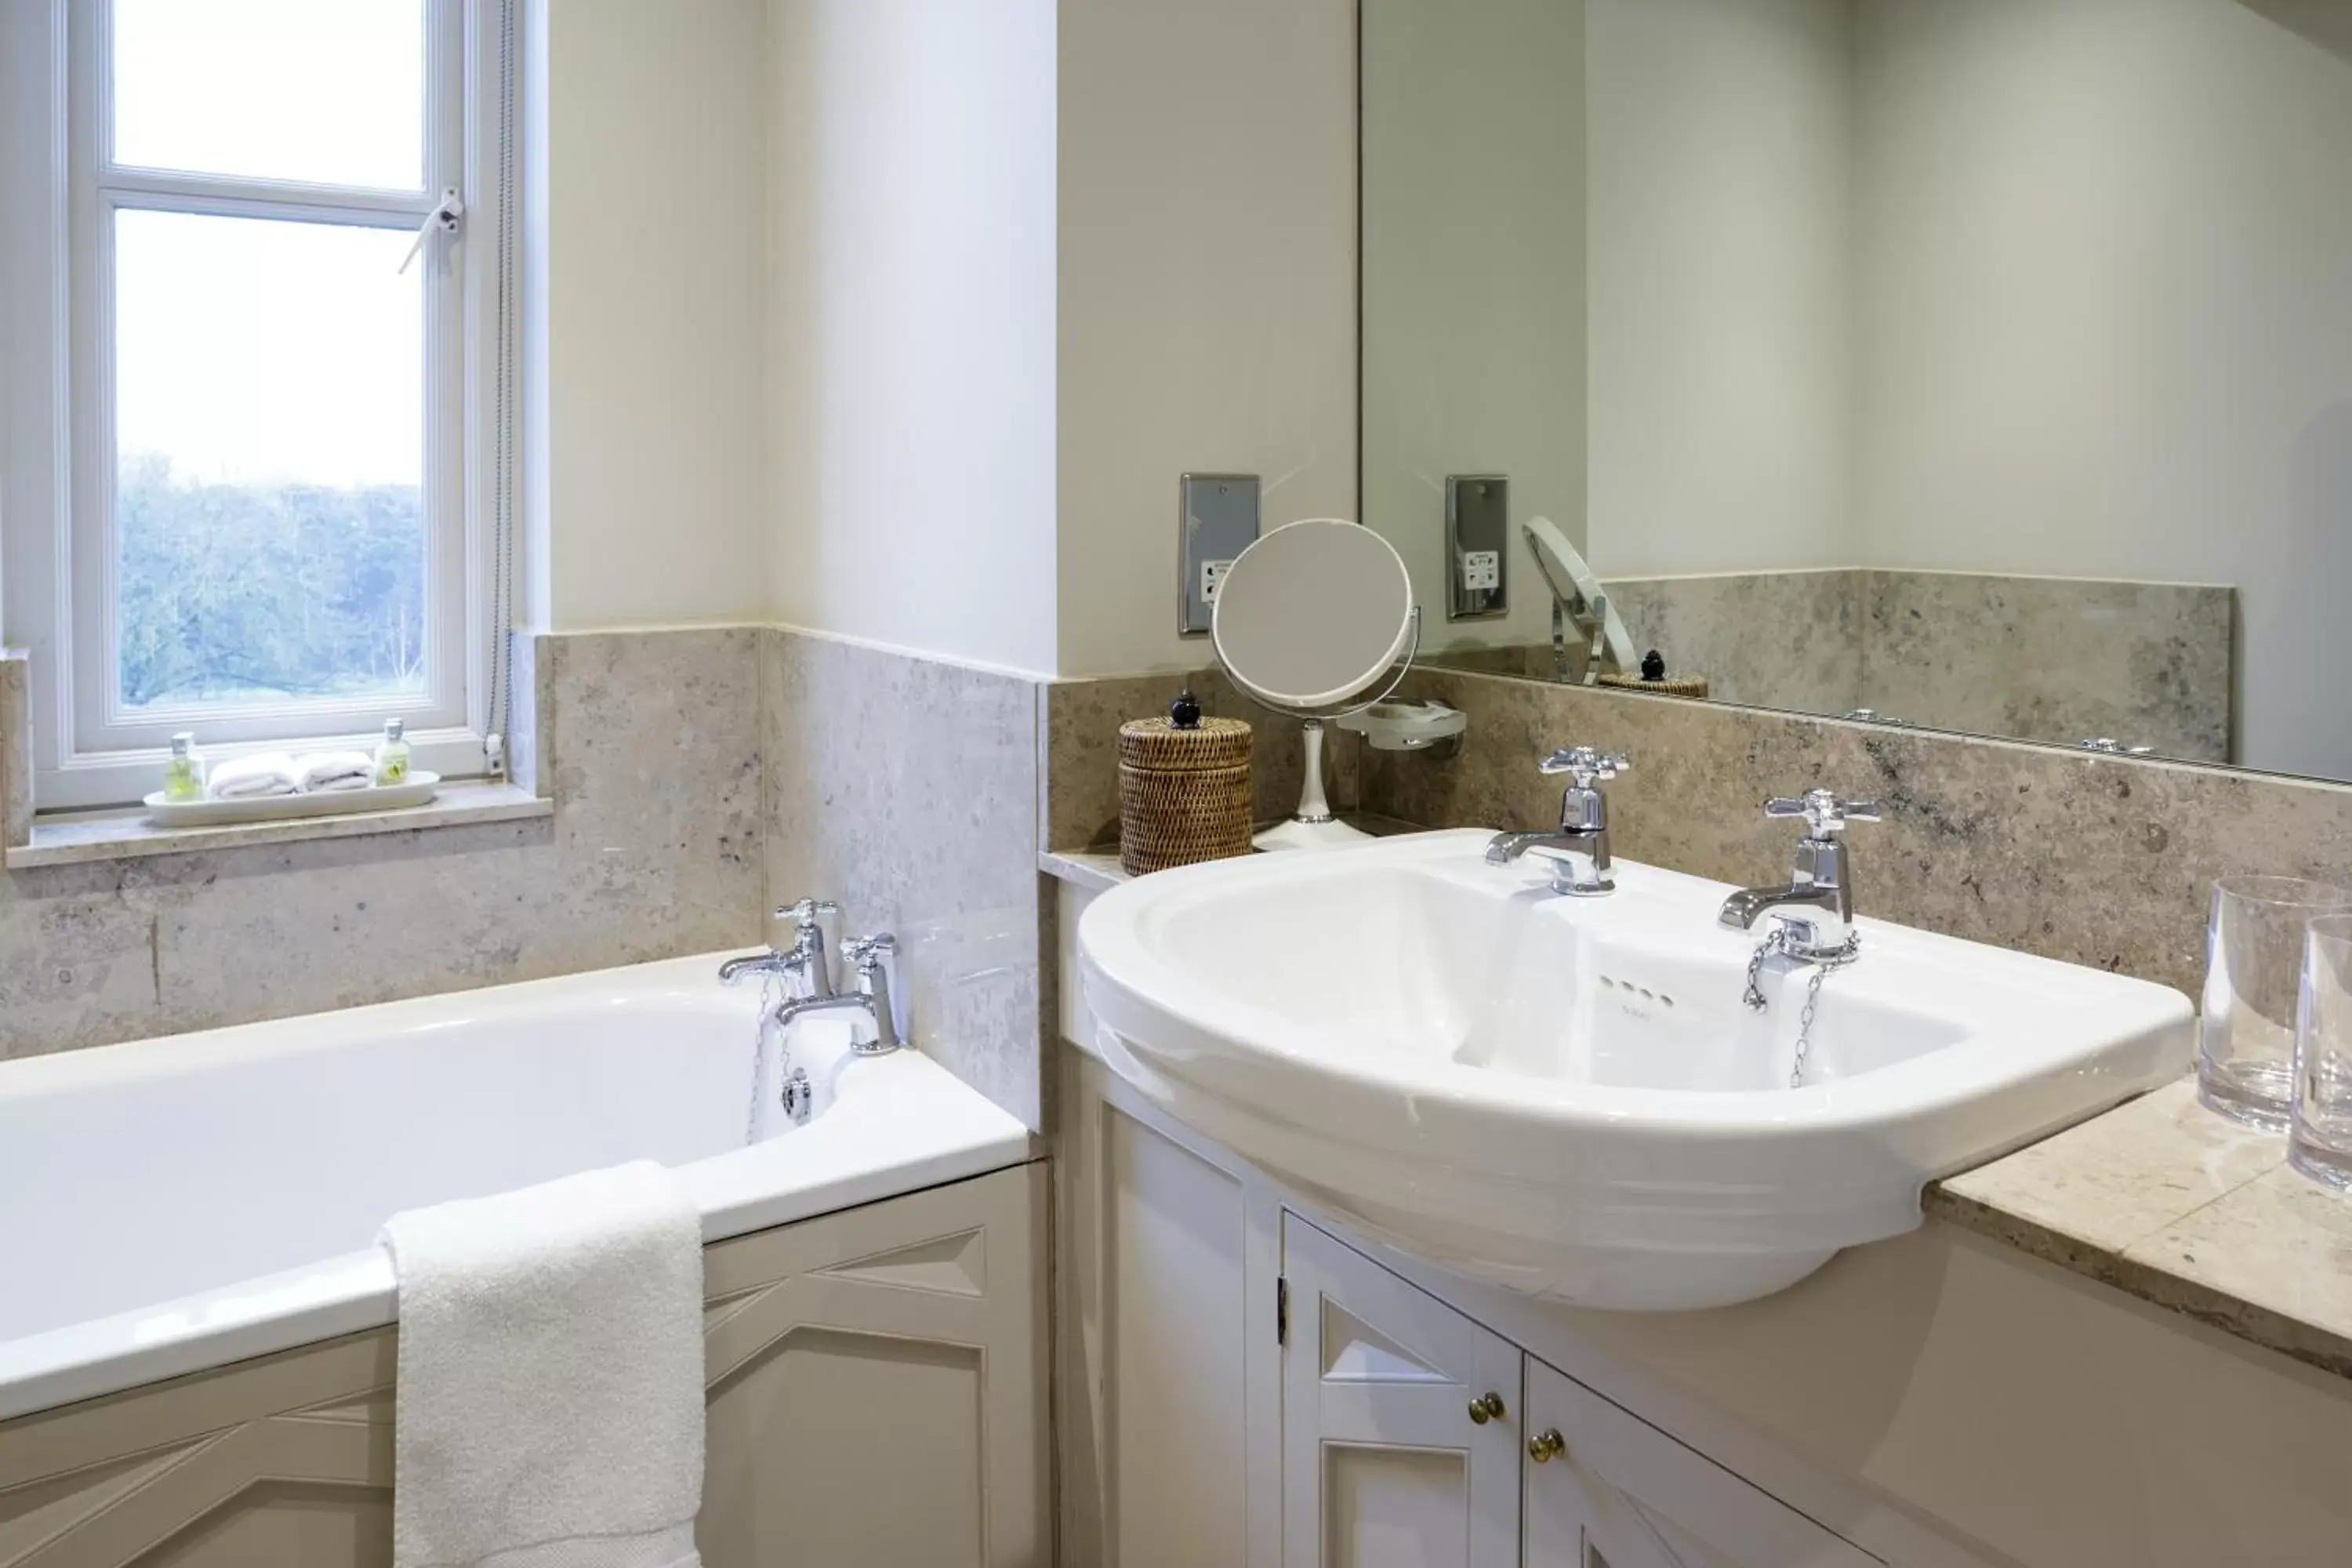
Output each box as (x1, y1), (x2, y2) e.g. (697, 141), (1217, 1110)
(1929, 1077), (2352, 1377)
(1038, 845), (1129, 896)
(1040, 815), (1422, 896)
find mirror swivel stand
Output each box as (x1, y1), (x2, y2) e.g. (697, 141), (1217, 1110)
(1245, 608), (1422, 854)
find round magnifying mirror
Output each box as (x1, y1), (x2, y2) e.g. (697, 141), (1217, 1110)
(1211, 518), (1418, 851)
(1214, 519), (1416, 712)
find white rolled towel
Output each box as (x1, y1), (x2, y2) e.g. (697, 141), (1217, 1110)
(294, 750), (376, 793)
(205, 753), (301, 799)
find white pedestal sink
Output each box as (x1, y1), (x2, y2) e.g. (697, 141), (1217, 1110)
(1077, 829), (2194, 1310)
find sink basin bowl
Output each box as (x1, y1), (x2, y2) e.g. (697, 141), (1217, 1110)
(1077, 829), (2193, 1310)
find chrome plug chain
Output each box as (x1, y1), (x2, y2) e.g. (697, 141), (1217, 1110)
(1740, 928), (1792, 1011)
(1743, 929), (1861, 1089)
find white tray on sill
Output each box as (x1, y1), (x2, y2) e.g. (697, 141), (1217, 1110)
(142, 772), (442, 829)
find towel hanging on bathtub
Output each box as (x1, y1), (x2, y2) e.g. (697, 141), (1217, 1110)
(379, 1161), (707, 1568)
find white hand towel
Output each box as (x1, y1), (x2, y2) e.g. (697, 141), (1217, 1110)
(379, 1162), (706, 1568)
(294, 750), (377, 793)
(205, 752), (301, 799)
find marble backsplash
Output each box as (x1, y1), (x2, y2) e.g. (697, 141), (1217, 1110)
(1606, 568), (1864, 713)
(1038, 666), (1356, 853)
(1862, 571), (2233, 761)
(0, 627), (766, 1059)
(764, 630), (1047, 1128)
(1428, 568), (2234, 763)
(11, 606), (2278, 1129)
(1357, 666), (2352, 998)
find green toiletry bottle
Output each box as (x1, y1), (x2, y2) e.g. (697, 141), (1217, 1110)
(162, 731), (204, 802)
(373, 717), (410, 786)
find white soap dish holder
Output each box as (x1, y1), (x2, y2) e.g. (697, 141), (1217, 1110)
(1337, 699), (1467, 757)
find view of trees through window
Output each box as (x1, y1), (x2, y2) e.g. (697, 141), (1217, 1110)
(103, 1), (437, 727)
(116, 454), (425, 711)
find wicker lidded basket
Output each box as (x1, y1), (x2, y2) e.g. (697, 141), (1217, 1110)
(1118, 714), (1253, 877)
(1596, 648), (1710, 699)
(1596, 672), (1711, 699)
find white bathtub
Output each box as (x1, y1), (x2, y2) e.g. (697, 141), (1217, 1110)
(0, 951), (1031, 1421)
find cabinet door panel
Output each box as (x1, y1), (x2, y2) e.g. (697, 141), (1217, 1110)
(1523, 1359), (1878, 1568)
(699, 1163), (1047, 1568)
(1105, 1105), (1254, 1566)
(1056, 1053), (1287, 1568)
(1283, 1214), (1521, 1568)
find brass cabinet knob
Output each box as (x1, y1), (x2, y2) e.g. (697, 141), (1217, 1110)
(1467, 1391), (1506, 1425)
(1527, 1428), (1567, 1463)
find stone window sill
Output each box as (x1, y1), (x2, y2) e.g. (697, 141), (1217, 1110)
(5, 781), (553, 869)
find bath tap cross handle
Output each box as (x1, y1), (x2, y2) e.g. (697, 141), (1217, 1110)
(841, 932), (897, 971)
(778, 898), (840, 927)
(1764, 790), (1879, 838)
(1538, 746), (1629, 786)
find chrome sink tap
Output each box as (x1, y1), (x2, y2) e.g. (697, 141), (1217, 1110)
(772, 933), (902, 1055)
(1486, 746), (1629, 896)
(1717, 790), (1879, 957)
(719, 898), (840, 993)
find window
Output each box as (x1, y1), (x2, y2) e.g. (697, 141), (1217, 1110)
(0, 0), (514, 810)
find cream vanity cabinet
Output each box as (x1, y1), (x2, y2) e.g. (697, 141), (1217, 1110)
(1058, 1049), (1889, 1568)
(1287, 1214), (1873, 1568)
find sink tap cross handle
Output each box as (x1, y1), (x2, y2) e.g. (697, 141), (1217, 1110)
(1540, 746), (1629, 787)
(1763, 789), (1879, 840)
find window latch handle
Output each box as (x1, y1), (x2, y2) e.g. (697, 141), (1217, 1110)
(397, 187), (466, 275)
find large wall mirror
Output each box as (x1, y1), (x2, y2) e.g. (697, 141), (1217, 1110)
(1362, 0), (2352, 784)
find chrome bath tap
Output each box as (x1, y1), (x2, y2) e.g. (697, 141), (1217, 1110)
(1717, 790), (1878, 957)
(771, 934), (902, 1055)
(1486, 746), (1628, 896)
(718, 898), (839, 992)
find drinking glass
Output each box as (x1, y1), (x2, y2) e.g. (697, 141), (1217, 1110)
(2199, 876), (2352, 1130)
(2291, 915), (2352, 1189)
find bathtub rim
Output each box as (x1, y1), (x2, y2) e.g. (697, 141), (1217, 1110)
(0, 948), (1034, 1422)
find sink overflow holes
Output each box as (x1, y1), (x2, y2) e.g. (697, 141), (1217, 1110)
(1596, 974), (1675, 1008)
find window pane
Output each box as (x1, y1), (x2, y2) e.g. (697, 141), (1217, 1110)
(112, 0), (424, 191)
(114, 209), (426, 713)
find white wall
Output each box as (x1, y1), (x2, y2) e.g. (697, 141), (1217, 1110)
(1359, 0), (1586, 656)
(1853, 0), (2352, 776)
(765, 0), (1060, 676)
(1584, 0), (1857, 579)
(1054, 0), (1359, 677)
(531, 0), (773, 633)
(521, 0), (1364, 677)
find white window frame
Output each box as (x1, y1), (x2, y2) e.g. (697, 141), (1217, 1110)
(0, 0), (513, 811)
